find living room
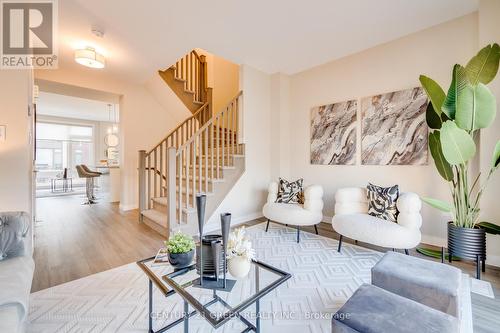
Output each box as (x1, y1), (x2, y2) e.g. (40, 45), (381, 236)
(1, 0), (500, 332)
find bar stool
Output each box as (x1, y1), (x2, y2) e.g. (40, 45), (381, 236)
(75, 165), (101, 204)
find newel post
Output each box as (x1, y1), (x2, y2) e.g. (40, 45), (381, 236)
(138, 150), (146, 221)
(166, 147), (177, 234)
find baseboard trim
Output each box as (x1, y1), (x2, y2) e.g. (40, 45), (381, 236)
(421, 234), (500, 267)
(204, 212), (264, 234)
(322, 215), (333, 223)
(119, 203), (137, 211)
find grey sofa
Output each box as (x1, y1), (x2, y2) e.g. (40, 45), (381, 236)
(0, 212), (34, 333)
(332, 251), (472, 333)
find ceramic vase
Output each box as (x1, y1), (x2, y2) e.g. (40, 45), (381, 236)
(228, 256), (251, 278)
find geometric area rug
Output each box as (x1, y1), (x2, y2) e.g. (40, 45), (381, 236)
(27, 222), (476, 332)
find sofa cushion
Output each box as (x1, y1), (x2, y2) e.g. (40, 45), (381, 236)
(0, 212), (29, 260)
(0, 255), (35, 326)
(332, 284), (458, 333)
(332, 213), (421, 249)
(276, 178), (304, 204)
(372, 251), (462, 318)
(263, 202), (322, 226)
(366, 183), (399, 223)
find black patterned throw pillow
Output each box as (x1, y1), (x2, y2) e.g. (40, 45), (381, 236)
(276, 178), (304, 204)
(366, 183), (399, 223)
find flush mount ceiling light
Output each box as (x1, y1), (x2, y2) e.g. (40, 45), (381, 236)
(75, 47), (105, 69)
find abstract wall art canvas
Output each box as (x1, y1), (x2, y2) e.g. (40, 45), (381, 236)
(310, 100), (357, 165)
(361, 87), (428, 165)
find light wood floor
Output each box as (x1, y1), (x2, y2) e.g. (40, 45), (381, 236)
(33, 195), (165, 292)
(33, 196), (500, 332)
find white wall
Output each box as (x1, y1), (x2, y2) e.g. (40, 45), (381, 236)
(0, 70), (33, 214)
(286, 14), (485, 257)
(35, 68), (189, 210)
(206, 65), (272, 226)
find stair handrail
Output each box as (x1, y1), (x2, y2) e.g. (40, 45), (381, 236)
(176, 91), (243, 154)
(146, 101), (209, 155)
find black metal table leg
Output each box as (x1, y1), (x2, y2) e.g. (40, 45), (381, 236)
(184, 301), (189, 333)
(441, 247), (445, 263)
(482, 257), (486, 273)
(337, 235), (343, 252)
(296, 226), (300, 243)
(265, 219), (270, 232)
(314, 224), (318, 235)
(476, 255), (481, 280)
(449, 250), (452, 263)
(256, 265), (260, 333)
(149, 279), (153, 333)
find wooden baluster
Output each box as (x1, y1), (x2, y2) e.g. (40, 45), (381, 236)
(189, 53), (192, 92)
(198, 132), (202, 193)
(233, 100), (237, 155)
(154, 149), (158, 198)
(204, 128), (208, 193)
(192, 140), (196, 202)
(180, 57), (184, 81)
(166, 147), (176, 233)
(147, 154), (151, 209)
(185, 144), (190, 208)
(211, 122), (215, 180)
(221, 111), (225, 168)
(178, 151), (183, 224)
(216, 114), (220, 178)
(160, 143), (163, 196)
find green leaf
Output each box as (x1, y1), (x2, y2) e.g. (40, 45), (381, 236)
(420, 75), (446, 115)
(429, 131), (454, 181)
(477, 221), (500, 235)
(493, 140), (500, 168)
(421, 197), (452, 212)
(442, 65), (472, 120)
(426, 103), (443, 129)
(465, 43), (500, 85)
(416, 247), (461, 261)
(455, 83), (497, 131)
(440, 121), (476, 165)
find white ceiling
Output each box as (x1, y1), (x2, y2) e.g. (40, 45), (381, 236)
(37, 92), (118, 122)
(56, 0), (478, 84)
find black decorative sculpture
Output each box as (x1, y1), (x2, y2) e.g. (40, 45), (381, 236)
(193, 194), (235, 291)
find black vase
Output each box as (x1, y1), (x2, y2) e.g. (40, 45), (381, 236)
(168, 249), (194, 268)
(448, 222), (486, 261)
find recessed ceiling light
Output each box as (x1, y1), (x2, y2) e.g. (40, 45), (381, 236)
(75, 47), (105, 69)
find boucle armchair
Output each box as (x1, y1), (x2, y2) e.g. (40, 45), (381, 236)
(263, 182), (324, 242)
(332, 187), (422, 253)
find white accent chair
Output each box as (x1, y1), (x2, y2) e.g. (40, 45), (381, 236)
(263, 182), (324, 242)
(332, 187), (422, 253)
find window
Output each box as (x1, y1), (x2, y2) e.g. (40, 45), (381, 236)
(35, 122), (95, 192)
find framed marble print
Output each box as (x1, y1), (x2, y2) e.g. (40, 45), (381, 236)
(310, 100), (357, 165)
(361, 87), (428, 165)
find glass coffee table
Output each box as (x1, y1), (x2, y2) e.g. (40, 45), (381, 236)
(137, 256), (291, 333)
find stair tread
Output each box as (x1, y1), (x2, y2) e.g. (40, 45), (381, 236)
(152, 197), (197, 212)
(141, 209), (168, 227)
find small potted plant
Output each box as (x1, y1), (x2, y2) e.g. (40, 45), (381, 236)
(165, 233), (195, 268)
(227, 227), (255, 278)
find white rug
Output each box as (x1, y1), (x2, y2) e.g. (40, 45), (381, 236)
(28, 223), (479, 332)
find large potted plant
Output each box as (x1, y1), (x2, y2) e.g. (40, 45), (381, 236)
(419, 43), (500, 266)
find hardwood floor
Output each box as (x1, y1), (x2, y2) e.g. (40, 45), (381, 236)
(32, 195), (165, 292)
(33, 197), (500, 332)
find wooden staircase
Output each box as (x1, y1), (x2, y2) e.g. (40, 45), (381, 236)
(139, 50), (244, 237)
(158, 50), (212, 114)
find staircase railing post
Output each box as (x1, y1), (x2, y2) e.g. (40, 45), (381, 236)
(166, 147), (177, 234)
(200, 55), (207, 102)
(138, 150), (146, 222)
